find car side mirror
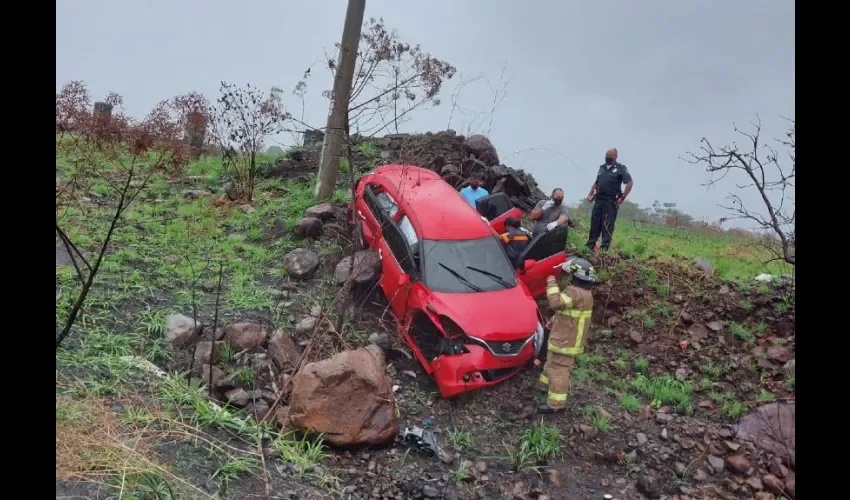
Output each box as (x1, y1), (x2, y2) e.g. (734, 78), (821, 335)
(398, 273), (410, 287)
(523, 259), (537, 272)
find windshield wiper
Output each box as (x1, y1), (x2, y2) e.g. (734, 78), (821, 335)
(438, 263), (484, 292)
(466, 266), (514, 289)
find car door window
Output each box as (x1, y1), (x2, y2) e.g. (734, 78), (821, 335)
(397, 215), (418, 247)
(375, 191), (399, 221)
(516, 224), (570, 266)
(363, 184), (399, 227)
(383, 221), (417, 275)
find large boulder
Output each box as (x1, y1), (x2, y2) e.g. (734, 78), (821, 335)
(464, 134), (499, 166)
(734, 402), (795, 467)
(333, 250), (380, 285)
(288, 345), (398, 447)
(284, 248), (320, 279)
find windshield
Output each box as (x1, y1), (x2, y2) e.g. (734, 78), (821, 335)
(421, 237), (518, 293)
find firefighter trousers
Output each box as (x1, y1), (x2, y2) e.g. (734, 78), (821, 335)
(538, 309), (592, 409)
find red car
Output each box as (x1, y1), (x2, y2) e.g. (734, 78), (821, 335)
(350, 165), (570, 398)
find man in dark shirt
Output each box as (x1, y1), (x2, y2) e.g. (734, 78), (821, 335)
(499, 217), (531, 266)
(584, 148), (634, 252)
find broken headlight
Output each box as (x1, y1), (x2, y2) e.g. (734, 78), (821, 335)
(437, 315), (471, 356)
(532, 321), (545, 358)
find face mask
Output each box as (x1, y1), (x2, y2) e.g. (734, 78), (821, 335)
(470, 185), (478, 190)
(553, 198), (563, 206)
(605, 157), (614, 165)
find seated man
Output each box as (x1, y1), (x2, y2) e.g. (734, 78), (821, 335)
(499, 217), (531, 265)
(530, 188), (569, 237)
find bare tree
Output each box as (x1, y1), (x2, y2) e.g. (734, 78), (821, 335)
(685, 117), (795, 265)
(56, 81), (187, 349)
(207, 82), (291, 202)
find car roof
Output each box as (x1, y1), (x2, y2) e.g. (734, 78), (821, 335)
(371, 164), (493, 241)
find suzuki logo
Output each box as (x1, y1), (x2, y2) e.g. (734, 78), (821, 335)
(501, 342), (513, 353)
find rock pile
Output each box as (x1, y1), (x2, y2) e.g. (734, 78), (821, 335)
(265, 130), (549, 211)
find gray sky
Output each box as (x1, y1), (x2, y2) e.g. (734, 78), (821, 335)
(56, 0), (795, 224)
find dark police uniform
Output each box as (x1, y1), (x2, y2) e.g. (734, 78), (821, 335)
(586, 162), (632, 251)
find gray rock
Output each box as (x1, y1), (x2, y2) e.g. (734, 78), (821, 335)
(225, 388), (251, 407)
(194, 341), (224, 364)
(464, 134), (499, 165)
(707, 455), (724, 473)
(422, 485), (440, 498)
(165, 314), (202, 347)
(368, 332), (392, 350)
(333, 250), (380, 285)
(304, 203), (335, 221)
(224, 322), (266, 351)
(636, 475), (660, 499)
(694, 256), (714, 276)
(636, 433), (648, 446)
(295, 316), (318, 335)
(294, 217), (323, 239)
(284, 248), (320, 279)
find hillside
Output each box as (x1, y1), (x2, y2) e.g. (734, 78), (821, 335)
(56, 130), (795, 500)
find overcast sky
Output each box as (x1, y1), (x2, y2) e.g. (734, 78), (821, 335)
(56, 0), (795, 223)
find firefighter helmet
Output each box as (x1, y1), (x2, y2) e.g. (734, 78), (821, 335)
(563, 258), (597, 283)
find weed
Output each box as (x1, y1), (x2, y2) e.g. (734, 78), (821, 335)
(218, 343), (237, 364)
(360, 141), (378, 159)
(757, 391), (776, 403)
(651, 301), (672, 317)
(577, 353), (604, 367)
(510, 420), (562, 471)
(701, 361), (723, 378)
(613, 358), (628, 371)
(631, 374), (693, 412)
(728, 322), (755, 343)
(699, 378), (714, 391)
(454, 461), (471, 483)
(619, 393), (641, 413)
(721, 400), (747, 420)
(739, 299), (753, 311)
(754, 320), (768, 335)
(599, 328), (613, 339)
(234, 367), (255, 386)
(217, 456), (259, 486)
(273, 431), (330, 475)
(642, 315), (656, 330)
(612, 378), (629, 392)
(634, 356), (649, 373)
(583, 406), (611, 432)
(446, 428), (474, 451)
(774, 301), (789, 314)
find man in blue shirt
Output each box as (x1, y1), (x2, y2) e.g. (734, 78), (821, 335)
(459, 177), (489, 207)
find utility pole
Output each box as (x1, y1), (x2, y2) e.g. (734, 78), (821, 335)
(314, 0), (366, 201)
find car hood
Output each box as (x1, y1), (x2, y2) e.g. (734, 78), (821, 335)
(429, 285), (540, 342)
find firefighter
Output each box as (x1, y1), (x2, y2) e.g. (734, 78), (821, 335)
(538, 258), (597, 413)
(499, 217), (531, 266)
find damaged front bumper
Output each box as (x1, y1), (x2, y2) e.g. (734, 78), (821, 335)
(430, 322), (545, 398)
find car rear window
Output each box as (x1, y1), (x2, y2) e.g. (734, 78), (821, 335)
(421, 237), (518, 293)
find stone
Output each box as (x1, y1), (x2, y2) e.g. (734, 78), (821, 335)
(755, 492), (775, 500)
(201, 364), (225, 387)
(225, 388), (251, 407)
(194, 341), (224, 364)
(660, 428), (668, 440)
(239, 204), (256, 215)
(422, 485), (440, 498)
(723, 440), (741, 452)
(735, 403), (795, 467)
(687, 324), (709, 341)
(784, 477), (795, 498)
(274, 404), (291, 428)
(579, 424), (599, 440)
(249, 400), (270, 421)
(636, 433), (648, 446)
(674, 368), (688, 380)
(295, 316), (318, 335)
(680, 311), (694, 324)
(284, 248), (320, 279)
(224, 322), (265, 351)
(707, 455), (724, 473)
(766, 346), (793, 363)
(294, 217), (323, 239)
(706, 321), (723, 332)
(548, 469), (564, 488)
(333, 250), (381, 285)
(165, 313), (203, 347)
(693, 256), (714, 276)
(368, 332), (392, 350)
(725, 455), (751, 474)
(745, 476), (764, 491)
(304, 203), (335, 221)
(762, 474), (784, 495)
(636, 475), (660, 499)
(288, 345), (398, 447)
(268, 330), (300, 370)
(463, 134), (499, 165)
(673, 462), (686, 477)
(693, 469), (710, 482)
(629, 331), (644, 343)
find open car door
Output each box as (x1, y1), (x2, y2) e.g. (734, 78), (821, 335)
(476, 192), (523, 235)
(514, 224), (570, 298)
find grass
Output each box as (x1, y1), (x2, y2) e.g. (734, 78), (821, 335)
(509, 420), (563, 471)
(729, 322), (756, 343)
(634, 356), (649, 373)
(631, 374), (693, 412)
(619, 393), (641, 413)
(446, 427), (474, 451)
(583, 406), (611, 432)
(567, 213), (789, 282)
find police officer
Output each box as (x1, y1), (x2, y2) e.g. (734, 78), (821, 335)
(585, 148), (633, 252)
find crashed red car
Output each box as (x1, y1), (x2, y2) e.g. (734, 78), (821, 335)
(350, 165), (569, 398)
